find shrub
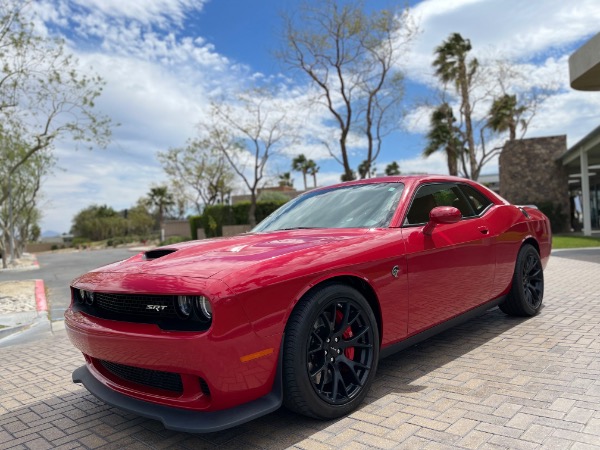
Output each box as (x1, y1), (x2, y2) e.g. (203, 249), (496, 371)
(161, 236), (189, 246)
(189, 201), (287, 238)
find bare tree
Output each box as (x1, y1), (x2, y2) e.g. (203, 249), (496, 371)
(202, 90), (289, 227)
(280, 0), (416, 181)
(158, 140), (234, 214)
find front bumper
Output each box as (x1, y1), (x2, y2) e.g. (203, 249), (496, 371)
(65, 271), (282, 416)
(73, 363), (282, 433)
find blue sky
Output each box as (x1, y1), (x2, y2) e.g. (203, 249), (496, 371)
(31, 0), (600, 233)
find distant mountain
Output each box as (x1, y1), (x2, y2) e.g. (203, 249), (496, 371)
(41, 230), (61, 238)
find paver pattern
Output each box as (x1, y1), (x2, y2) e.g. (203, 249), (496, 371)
(0, 256), (599, 449)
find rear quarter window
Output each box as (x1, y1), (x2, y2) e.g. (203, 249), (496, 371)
(459, 184), (493, 216)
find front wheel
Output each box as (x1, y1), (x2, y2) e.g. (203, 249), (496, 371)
(283, 283), (379, 419)
(499, 244), (544, 317)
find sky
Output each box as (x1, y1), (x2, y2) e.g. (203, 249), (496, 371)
(27, 0), (600, 234)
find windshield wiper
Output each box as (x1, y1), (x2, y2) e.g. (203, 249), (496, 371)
(276, 226), (321, 231)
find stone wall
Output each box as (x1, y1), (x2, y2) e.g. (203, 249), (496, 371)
(499, 135), (570, 232)
(161, 220), (191, 239)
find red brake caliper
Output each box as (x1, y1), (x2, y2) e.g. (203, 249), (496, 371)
(335, 310), (355, 359)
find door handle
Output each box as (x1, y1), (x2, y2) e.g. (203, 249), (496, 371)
(478, 226), (489, 235)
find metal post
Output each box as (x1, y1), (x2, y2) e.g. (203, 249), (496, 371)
(581, 149), (592, 236)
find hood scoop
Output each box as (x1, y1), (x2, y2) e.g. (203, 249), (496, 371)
(144, 248), (178, 260)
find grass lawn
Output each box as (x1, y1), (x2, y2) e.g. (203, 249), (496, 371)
(552, 235), (600, 249)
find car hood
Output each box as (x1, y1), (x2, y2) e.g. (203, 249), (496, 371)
(92, 229), (372, 279)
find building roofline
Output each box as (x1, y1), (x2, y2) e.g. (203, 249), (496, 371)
(562, 124), (600, 164)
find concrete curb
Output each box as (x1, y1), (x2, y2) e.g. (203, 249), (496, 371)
(0, 279), (49, 342)
(551, 246), (600, 252)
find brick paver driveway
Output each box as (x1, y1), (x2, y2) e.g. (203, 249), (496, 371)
(1, 256), (599, 449)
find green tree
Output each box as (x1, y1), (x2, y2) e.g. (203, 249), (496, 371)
(0, 1), (112, 209)
(0, 1), (111, 263)
(358, 159), (376, 179)
(70, 205), (127, 242)
(280, 0), (415, 181)
(292, 154), (309, 190)
(487, 94), (526, 142)
(430, 34), (558, 179)
(433, 33), (478, 179)
(423, 103), (462, 176)
(0, 138), (53, 267)
(158, 139), (234, 214)
(128, 200), (155, 238)
(146, 186), (175, 227)
(306, 159), (319, 187)
(385, 161), (401, 176)
(278, 172), (293, 187)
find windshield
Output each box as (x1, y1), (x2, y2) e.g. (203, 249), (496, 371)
(253, 182), (404, 232)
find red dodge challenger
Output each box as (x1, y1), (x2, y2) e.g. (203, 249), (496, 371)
(65, 175), (551, 432)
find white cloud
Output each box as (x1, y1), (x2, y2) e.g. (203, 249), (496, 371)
(23, 0), (600, 233)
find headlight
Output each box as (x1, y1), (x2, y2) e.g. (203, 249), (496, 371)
(195, 296), (212, 320)
(78, 289), (94, 305)
(177, 295), (194, 318)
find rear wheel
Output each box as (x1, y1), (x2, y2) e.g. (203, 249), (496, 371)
(283, 283), (379, 419)
(499, 244), (544, 316)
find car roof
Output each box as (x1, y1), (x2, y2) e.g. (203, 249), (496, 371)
(310, 174), (509, 206)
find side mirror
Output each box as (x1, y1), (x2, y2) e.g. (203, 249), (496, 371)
(422, 206), (462, 236)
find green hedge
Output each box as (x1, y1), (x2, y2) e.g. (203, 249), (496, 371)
(190, 201), (287, 239)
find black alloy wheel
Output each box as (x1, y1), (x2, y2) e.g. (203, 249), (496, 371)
(499, 244), (544, 317)
(521, 251), (543, 310)
(283, 283), (379, 419)
(306, 299), (374, 405)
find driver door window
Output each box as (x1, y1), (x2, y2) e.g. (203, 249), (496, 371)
(404, 183), (473, 225)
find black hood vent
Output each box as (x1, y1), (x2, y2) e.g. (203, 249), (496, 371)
(144, 248), (177, 260)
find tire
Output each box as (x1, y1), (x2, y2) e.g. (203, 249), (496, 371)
(283, 283), (379, 419)
(499, 244), (544, 317)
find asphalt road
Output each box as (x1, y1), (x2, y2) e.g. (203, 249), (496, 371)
(0, 248), (134, 320)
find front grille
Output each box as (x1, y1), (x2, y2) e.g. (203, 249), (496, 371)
(100, 360), (183, 393)
(72, 290), (210, 331)
(94, 293), (178, 319)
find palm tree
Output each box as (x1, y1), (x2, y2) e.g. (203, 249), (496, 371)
(423, 103), (462, 176)
(433, 33), (478, 178)
(306, 159), (319, 187)
(146, 186), (175, 227)
(487, 94), (526, 141)
(385, 161), (400, 176)
(292, 154), (309, 190)
(278, 172), (293, 187)
(358, 159), (376, 179)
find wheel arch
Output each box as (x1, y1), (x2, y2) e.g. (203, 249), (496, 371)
(285, 275), (383, 347)
(522, 236), (540, 254)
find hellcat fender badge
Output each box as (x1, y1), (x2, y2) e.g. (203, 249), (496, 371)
(391, 265), (400, 278)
